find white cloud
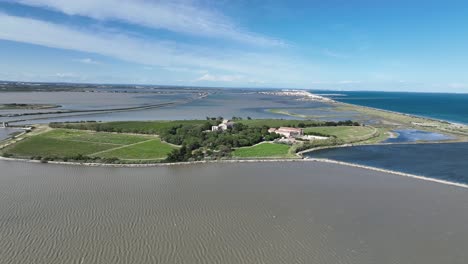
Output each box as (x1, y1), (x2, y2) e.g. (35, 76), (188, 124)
(75, 58), (99, 64)
(55, 72), (78, 78)
(195, 73), (265, 84)
(10, 0), (284, 46)
(196, 73), (244, 82)
(0, 13), (315, 85)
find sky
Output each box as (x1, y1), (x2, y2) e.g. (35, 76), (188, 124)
(0, 0), (467, 92)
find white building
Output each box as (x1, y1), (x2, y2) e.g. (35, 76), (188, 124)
(211, 119), (235, 131)
(268, 127), (304, 138)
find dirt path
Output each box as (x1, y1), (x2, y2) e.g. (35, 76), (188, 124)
(88, 139), (156, 156)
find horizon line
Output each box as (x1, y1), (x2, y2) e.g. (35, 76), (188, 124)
(1, 79), (467, 95)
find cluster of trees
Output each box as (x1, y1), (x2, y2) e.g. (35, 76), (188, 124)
(163, 123), (281, 162)
(293, 120), (360, 128)
(25, 154), (121, 164)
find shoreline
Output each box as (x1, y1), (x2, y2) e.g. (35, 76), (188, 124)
(1, 155), (467, 189)
(335, 101), (468, 129)
(266, 90), (467, 127)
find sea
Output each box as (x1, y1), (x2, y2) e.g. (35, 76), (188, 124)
(309, 90), (468, 183)
(313, 90), (468, 124)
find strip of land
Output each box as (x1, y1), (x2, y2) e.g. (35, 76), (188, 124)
(0, 103), (60, 110)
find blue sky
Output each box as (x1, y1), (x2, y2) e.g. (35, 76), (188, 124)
(0, 0), (467, 92)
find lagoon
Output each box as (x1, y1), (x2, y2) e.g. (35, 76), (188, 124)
(1, 160), (468, 263)
(306, 143), (468, 184)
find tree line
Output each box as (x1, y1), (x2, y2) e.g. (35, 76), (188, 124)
(164, 122), (280, 162)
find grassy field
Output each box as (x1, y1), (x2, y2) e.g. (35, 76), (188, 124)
(2, 129), (176, 161)
(96, 139), (176, 160)
(42, 129), (149, 145)
(304, 126), (378, 143)
(3, 137), (116, 158)
(361, 128), (392, 144)
(232, 143), (294, 158)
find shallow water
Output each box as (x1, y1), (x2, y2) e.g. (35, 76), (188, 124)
(0, 91), (184, 111)
(0, 127), (22, 141)
(1, 90), (323, 125)
(384, 129), (454, 143)
(306, 143), (468, 183)
(1, 160), (468, 263)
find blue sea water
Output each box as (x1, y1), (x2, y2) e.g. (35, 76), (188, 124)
(305, 143), (468, 184)
(313, 91), (468, 124)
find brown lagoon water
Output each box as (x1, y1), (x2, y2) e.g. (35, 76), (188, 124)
(1, 160), (468, 264)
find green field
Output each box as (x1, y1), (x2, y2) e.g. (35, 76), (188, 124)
(304, 126), (378, 143)
(42, 129), (149, 145)
(232, 143), (294, 158)
(96, 139), (176, 160)
(2, 129), (176, 161)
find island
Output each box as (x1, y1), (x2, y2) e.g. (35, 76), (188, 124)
(0, 118), (379, 164)
(2, 109), (466, 166)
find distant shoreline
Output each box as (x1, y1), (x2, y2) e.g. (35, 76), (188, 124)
(337, 101), (467, 127)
